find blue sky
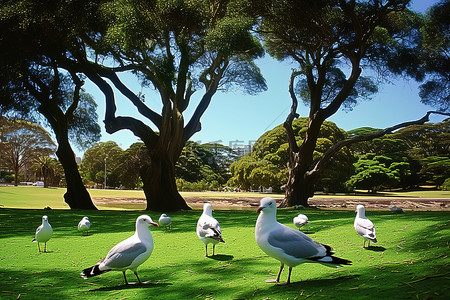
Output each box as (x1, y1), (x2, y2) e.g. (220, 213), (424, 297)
(74, 0), (445, 158)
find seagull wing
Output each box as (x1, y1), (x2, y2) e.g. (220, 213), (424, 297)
(267, 225), (325, 259)
(197, 216), (224, 242)
(355, 218), (376, 239)
(102, 242), (147, 269)
(35, 224), (43, 235)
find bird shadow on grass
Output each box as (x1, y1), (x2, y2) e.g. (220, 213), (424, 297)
(247, 274), (361, 298)
(365, 245), (386, 252)
(87, 281), (172, 292)
(207, 254), (234, 261)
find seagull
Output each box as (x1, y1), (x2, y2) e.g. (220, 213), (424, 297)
(255, 197), (351, 284)
(78, 216), (91, 236)
(389, 205), (404, 214)
(158, 214), (172, 230)
(196, 203), (225, 257)
(80, 215), (158, 285)
(354, 204), (377, 248)
(293, 214), (309, 230)
(33, 215), (53, 253)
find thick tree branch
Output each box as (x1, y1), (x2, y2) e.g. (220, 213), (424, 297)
(66, 70), (83, 118)
(82, 64), (159, 147)
(93, 64), (163, 130)
(185, 57), (229, 141)
(309, 111), (450, 176)
(284, 70), (301, 154)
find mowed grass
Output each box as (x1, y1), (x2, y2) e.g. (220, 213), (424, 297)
(1, 205), (449, 299)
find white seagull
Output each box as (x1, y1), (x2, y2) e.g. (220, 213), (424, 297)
(158, 214), (172, 230)
(80, 215), (159, 285)
(389, 205), (404, 214)
(354, 204), (377, 248)
(33, 215), (53, 253)
(78, 216), (91, 236)
(293, 214), (309, 230)
(256, 197), (351, 284)
(197, 203), (225, 256)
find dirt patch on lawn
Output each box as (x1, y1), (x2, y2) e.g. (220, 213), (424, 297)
(93, 195), (450, 211)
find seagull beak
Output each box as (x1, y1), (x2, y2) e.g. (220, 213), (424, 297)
(151, 222), (159, 227)
(257, 206), (263, 213)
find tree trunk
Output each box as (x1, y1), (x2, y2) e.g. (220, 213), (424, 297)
(140, 151), (191, 212)
(56, 139), (97, 210)
(281, 153), (316, 207)
(13, 166), (19, 186)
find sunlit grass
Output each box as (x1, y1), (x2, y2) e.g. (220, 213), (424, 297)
(0, 207), (448, 299)
(1, 186), (448, 211)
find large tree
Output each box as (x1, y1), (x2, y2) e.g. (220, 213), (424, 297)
(418, 0), (449, 112)
(0, 117), (55, 186)
(228, 118), (354, 192)
(0, 1), (101, 209)
(257, 0), (448, 207)
(62, 0), (266, 211)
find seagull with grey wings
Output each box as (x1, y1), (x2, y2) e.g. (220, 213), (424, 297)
(78, 216), (91, 236)
(354, 204), (377, 248)
(197, 203), (225, 256)
(255, 197), (351, 284)
(80, 215), (158, 285)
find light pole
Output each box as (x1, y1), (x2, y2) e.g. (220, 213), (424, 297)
(104, 158), (107, 189)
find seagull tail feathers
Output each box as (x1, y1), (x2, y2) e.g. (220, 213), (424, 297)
(307, 244), (352, 267)
(32, 238), (36, 242)
(208, 228), (225, 243)
(80, 265), (110, 279)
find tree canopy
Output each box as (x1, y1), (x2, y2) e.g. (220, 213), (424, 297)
(0, 117), (56, 186)
(418, 0), (449, 112)
(228, 118), (354, 192)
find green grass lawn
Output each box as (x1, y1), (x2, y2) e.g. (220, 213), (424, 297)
(1, 205), (449, 299)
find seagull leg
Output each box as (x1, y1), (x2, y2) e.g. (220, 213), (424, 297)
(286, 267), (292, 284)
(44, 242), (47, 253)
(266, 263), (284, 283)
(123, 271), (129, 285)
(134, 271), (142, 284)
(205, 245), (208, 257)
(212, 244), (216, 256)
(37, 243), (41, 253)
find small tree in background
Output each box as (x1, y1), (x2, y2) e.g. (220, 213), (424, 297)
(0, 117), (55, 186)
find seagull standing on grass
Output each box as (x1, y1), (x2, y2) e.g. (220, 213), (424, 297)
(158, 214), (172, 230)
(354, 204), (377, 248)
(197, 203), (225, 256)
(293, 214), (309, 230)
(255, 197), (351, 284)
(80, 215), (158, 285)
(33, 215), (53, 253)
(78, 216), (91, 236)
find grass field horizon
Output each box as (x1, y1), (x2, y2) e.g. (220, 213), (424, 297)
(1, 186), (449, 210)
